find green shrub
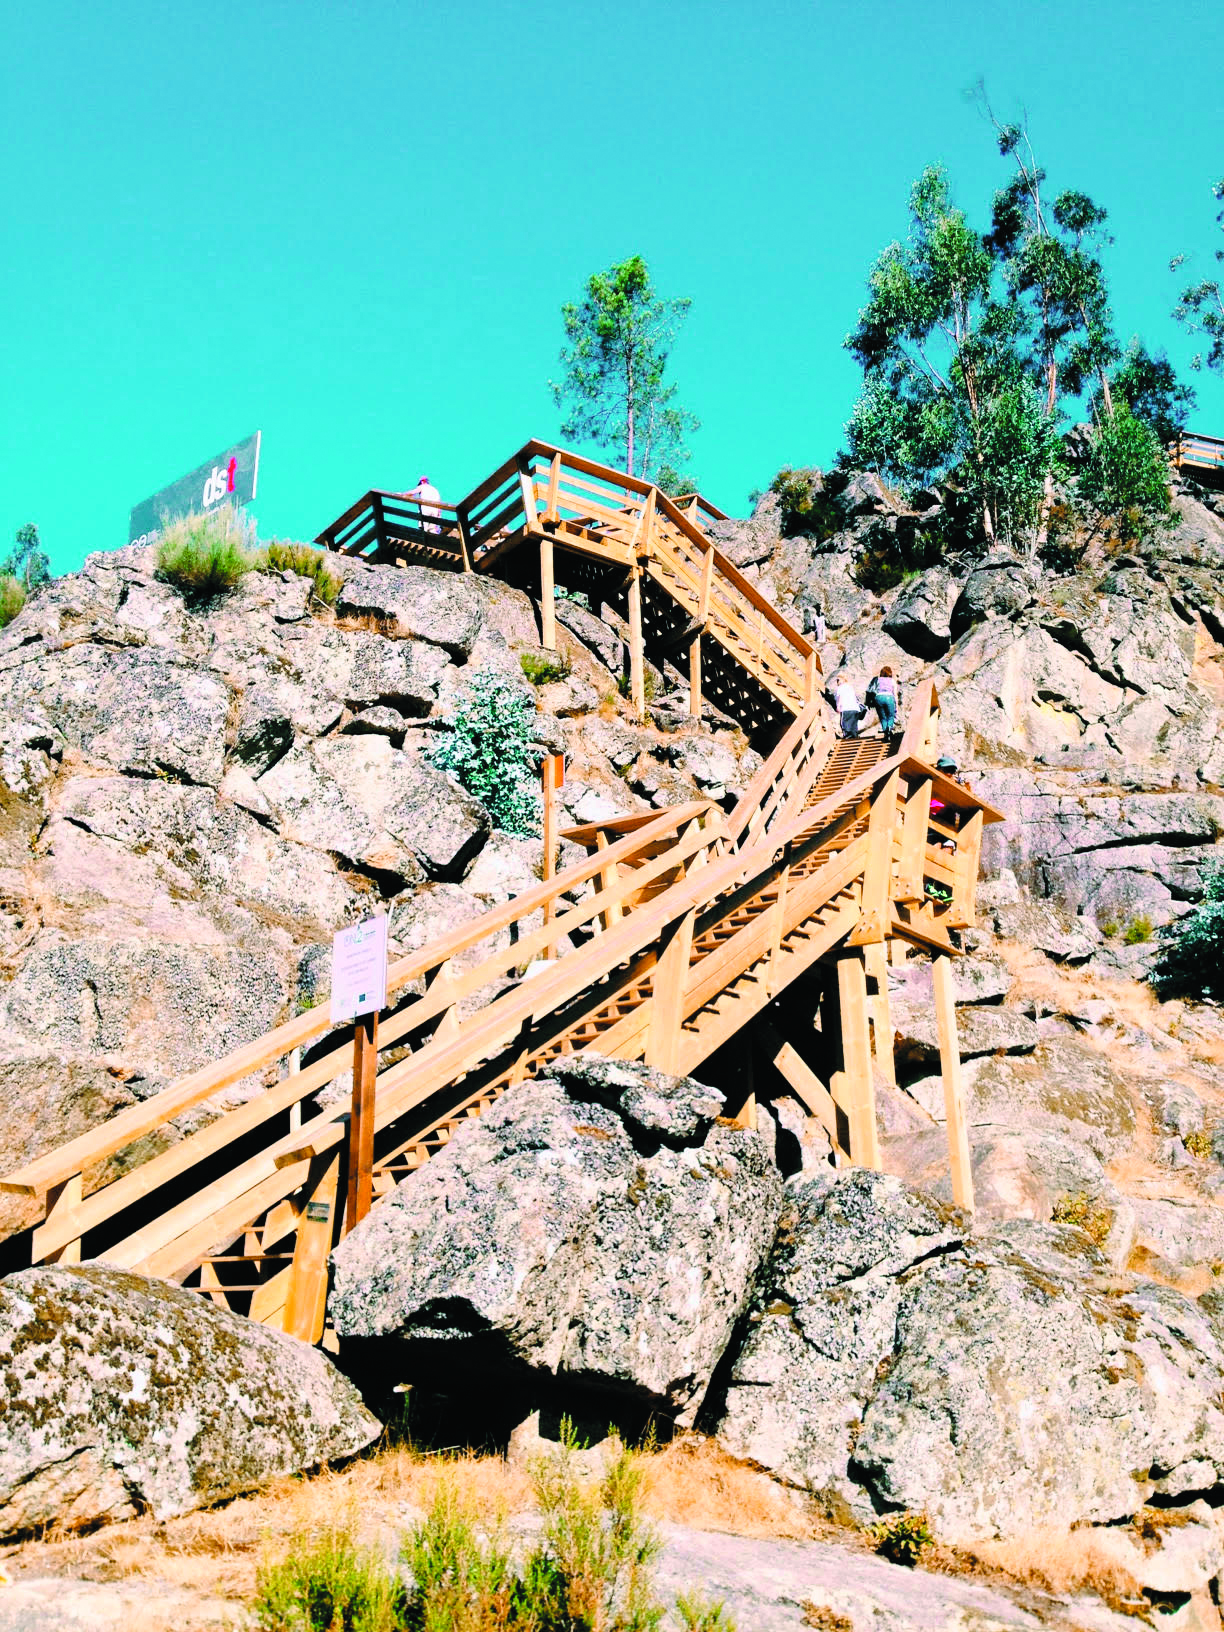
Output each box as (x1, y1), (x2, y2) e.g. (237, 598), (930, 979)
(156, 504), (259, 596)
(520, 650), (572, 686)
(428, 667), (541, 837)
(1123, 915), (1154, 945)
(252, 1524), (408, 1631)
(868, 1512), (933, 1567)
(1077, 404), (1173, 544)
(0, 574), (26, 629)
(769, 467), (841, 540)
(1051, 1193), (1113, 1246)
(1151, 865), (1224, 1001)
(264, 539), (342, 606)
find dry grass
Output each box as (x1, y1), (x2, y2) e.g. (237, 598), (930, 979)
(639, 1436), (820, 1540)
(955, 1525), (1147, 1614)
(0, 1435), (821, 1626)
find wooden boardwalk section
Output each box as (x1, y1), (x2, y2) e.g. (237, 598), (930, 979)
(1, 444), (1004, 1350)
(1171, 432), (1224, 492)
(317, 441), (816, 739)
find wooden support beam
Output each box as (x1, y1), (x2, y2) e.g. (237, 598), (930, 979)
(896, 777), (932, 903)
(848, 769), (900, 946)
(757, 1018), (849, 1161)
(283, 1152), (340, 1344)
(864, 941), (896, 1090)
(545, 452), (561, 523)
(627, 567), (645, 714)
(594, 829), (623, 929)
(689, 632), (702, 718)
(836, 952), (879, 1170)
(932, 953), (974, 1213)
(541, 753), (563, 954)
(345, 1012), (378, 1235)
(40, 1174), (82, 1264)
(539, 533), (556, 650)
(948, 809), (984, 929)
(645, 907), (695, 1074)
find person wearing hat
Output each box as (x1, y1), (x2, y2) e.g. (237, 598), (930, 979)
(408, 474), (441, 534)
(930, 757), (962, 850)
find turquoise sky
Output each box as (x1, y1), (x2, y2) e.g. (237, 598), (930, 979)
(3, 0), (1222, 575)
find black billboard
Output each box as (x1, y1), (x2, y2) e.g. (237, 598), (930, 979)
(128, 431), (261, 546)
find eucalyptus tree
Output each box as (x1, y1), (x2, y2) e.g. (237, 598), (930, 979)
(845, 165), (1060, 548)
(1172, 178), (1224, 377)
(550, 255), (699, 483)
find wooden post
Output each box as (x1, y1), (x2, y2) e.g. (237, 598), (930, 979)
(545, 451), (561, 523)
(456, 512), (474, 572)
(284, 1152), (340, 1344)
(948, 809), (984, 929)
(896, 777), (932, 903)
(849, 769), (900, 946)
(595, 830), (622, 930)
(864, 941), (896, 1090)
(541, 753), (563, 955)
(689, 632), (702, 718)
(345, 1012), (378, 1234)
(933, 953), (974, 1212)
(540, 534), (556, 650)
(627, 567), (645, 714)
(42, 1174), (83, 1264)
(645, 907), (695, 1073)
(837, 953), (879, 1170)
(805, 649), (819, 703)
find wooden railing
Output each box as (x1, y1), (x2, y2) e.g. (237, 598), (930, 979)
(315, 490), (468, 567)
(1170, 432), (1224, 484)
(0, 671), (1000, 1336)
(453, 441), (816, 716)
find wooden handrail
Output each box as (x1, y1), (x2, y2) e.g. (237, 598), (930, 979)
(0, 801), (714, 1201)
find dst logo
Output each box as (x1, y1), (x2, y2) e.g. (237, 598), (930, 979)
(201, 457), (238, 508)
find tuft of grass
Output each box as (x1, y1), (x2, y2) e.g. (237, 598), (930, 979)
(802, 1606), (853, 1632)
(0, 574), (26, 629)
(263, 539), (342, 606)
(675, 1588), (737, 1630)
(965, 1525), (1146, 1615)
(156, 505), (259, 596)
(1051, 1194), (1113, 1247)
(1122, 915), (1154, 945)
(869, 1513), (933, 1567)
(251, 1522), (408, 1631)
(520, 650), (572, 686)
(1184, 1128), (1213, 1160)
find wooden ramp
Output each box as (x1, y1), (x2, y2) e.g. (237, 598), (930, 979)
(3, 441), (1004, 1348)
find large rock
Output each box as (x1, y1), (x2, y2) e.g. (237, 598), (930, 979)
(329, 1058), (782, 1424)
(334, 560), (486, 658)
(0, 1265), (379, 1537)
(716, 1172), (1224, 1544)
(0, 645), (230, 787)
(950, 556), (1035, 639)
(883, 566), (960, 659)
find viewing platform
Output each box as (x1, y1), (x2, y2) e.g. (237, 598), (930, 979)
(1171, 431), (1224, 492)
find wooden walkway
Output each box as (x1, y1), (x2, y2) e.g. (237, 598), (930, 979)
(317, 442), (817, 740)
(0, 444), (1004, 1350)
(1170, 432), (1224, 492)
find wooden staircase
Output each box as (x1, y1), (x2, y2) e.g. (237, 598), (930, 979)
(1, 452), (1005, 1349)
(316, 441), (818, 742)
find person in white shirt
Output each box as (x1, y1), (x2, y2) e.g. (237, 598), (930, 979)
(408, 474), (441, 534)
(832, 676), (865, 739)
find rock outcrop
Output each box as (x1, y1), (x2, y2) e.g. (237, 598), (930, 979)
(0, 1265), (379, 1537)
(330, 1056), (783, 1425)
(716, 1170), (1224, 1545)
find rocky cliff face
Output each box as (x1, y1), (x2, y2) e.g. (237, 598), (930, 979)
(720, 471), (1224, 970)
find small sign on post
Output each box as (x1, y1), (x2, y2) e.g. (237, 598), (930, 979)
(330, 915), (388, 1026)
(541, 754), (565, 957)
(330, 915), (388, 1234)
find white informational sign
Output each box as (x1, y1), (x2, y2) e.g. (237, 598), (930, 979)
(330, 914), (389, 1025)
